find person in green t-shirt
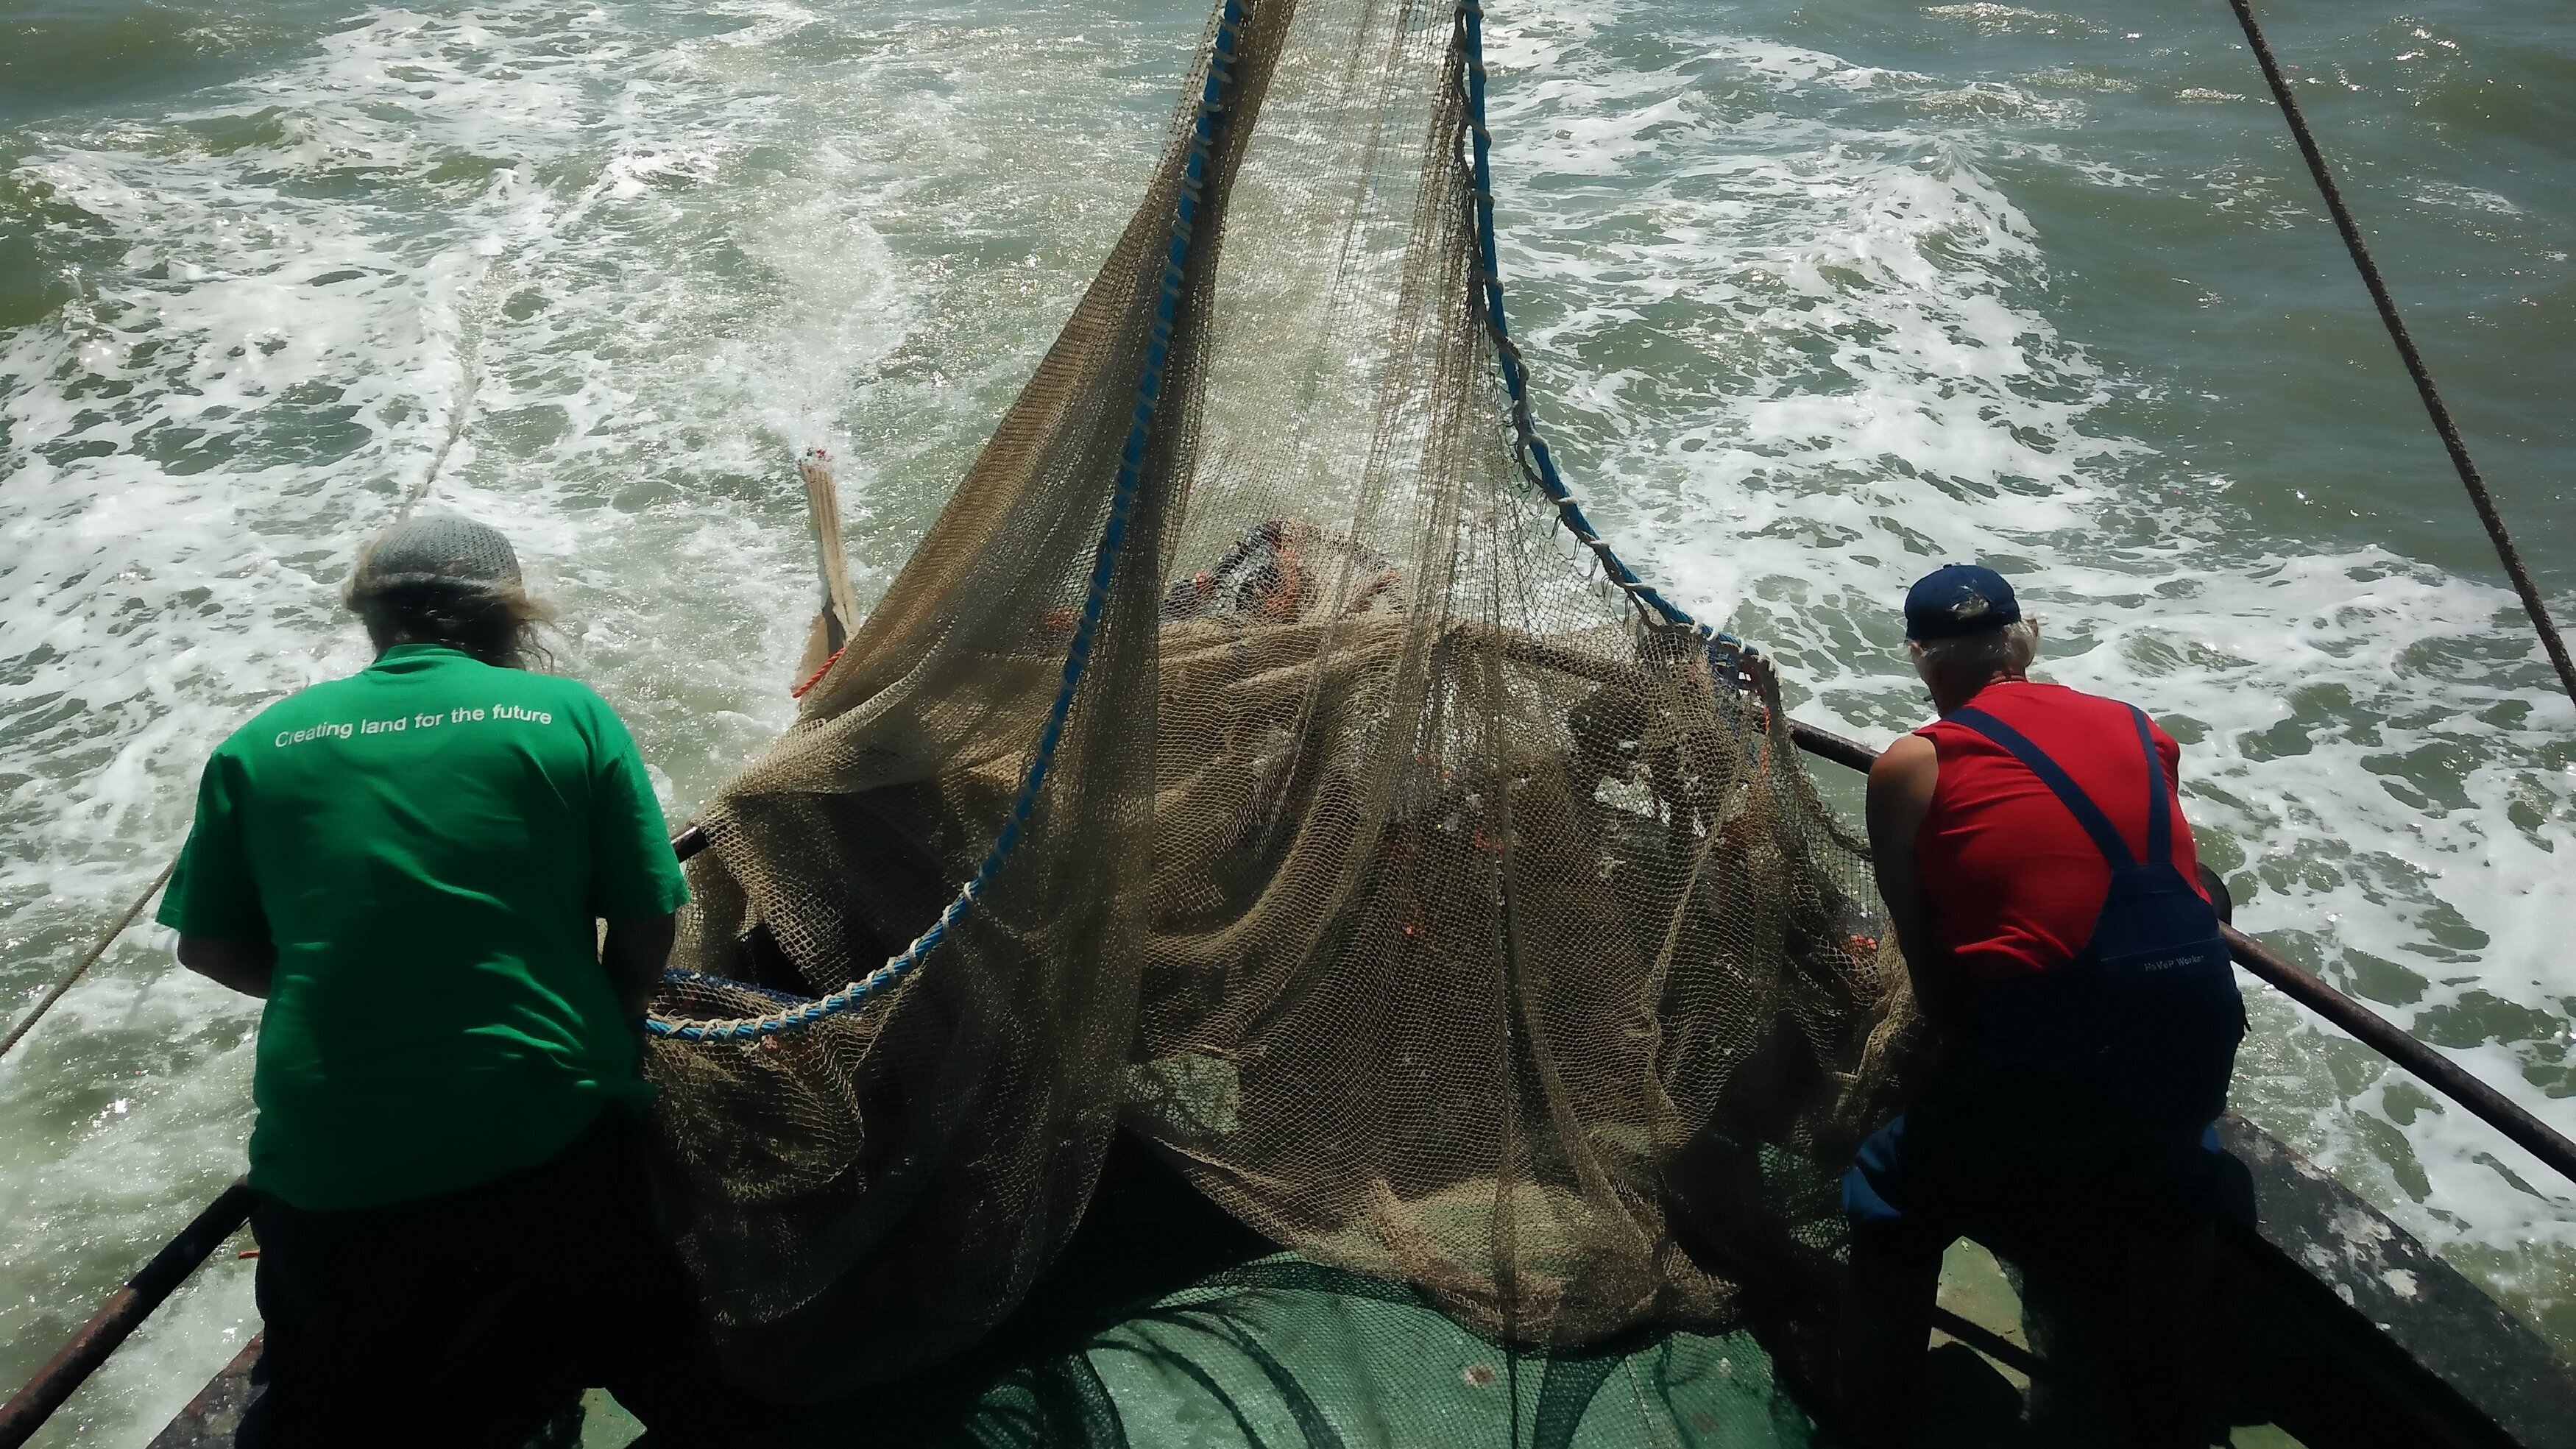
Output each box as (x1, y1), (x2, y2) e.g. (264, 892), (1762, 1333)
(160, 515), (731, 1447)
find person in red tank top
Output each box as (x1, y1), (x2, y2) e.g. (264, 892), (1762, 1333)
(1908, 679), (2204, 985)
(1835, 564), (2244, 1449)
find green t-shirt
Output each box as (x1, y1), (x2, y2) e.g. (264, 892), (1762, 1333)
(157, 644), (690, 1211)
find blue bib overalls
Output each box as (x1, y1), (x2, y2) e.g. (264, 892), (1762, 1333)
(1845, 705), (2248, 1256)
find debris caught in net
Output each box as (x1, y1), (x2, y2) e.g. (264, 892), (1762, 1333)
(643, 0), (1921, 1403)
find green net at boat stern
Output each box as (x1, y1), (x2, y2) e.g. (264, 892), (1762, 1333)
(930, 1256), (1813, 1449)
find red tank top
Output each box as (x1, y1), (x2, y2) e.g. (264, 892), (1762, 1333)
(1914, 680), (2204, 981)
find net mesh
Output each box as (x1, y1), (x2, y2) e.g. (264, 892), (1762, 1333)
(643, 0), (1922, 1404)
(911, 1258), (1818, 1449)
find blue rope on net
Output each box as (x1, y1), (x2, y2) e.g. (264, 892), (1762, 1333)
(1456, 0), (1733, 651)
(648, 0), (1248, 1043)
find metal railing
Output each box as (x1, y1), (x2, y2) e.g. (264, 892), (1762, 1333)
(0, 1184), (255, 1449)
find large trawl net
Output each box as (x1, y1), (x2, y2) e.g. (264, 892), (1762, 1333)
(643, 0), (1919, 1405)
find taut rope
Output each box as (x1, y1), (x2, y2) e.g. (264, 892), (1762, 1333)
(1457, 0), (1719, 645)
(4, 258), (503, 1063)
(2227, 0), (2576, 710)
(0, 862), (174, 1064)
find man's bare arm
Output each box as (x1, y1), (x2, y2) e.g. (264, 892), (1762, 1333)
(177, 935), (276, 999)
(1865, 734), (1947, 1026)
(602, 914), (677, 1031)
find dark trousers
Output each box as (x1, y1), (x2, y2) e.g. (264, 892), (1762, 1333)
(1836, 1112), (2229, 1448)
(240, 1113), (739, 1449)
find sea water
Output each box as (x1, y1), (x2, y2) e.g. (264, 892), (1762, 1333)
(1, 1), (2568, 1441)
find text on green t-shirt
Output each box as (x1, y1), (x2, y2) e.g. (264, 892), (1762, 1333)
(158, 644), (689, 1211)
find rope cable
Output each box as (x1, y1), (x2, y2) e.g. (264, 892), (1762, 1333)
(1456, 2), (1735, 653)
(0, 861), (175, 1065)
(399, 356), (475, 520)
(4, 250), (507, 1064)
(2226, 0), (2576, 709)
(396, 261), (503, 520)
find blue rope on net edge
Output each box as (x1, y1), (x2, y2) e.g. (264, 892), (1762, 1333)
(648, 0), (1248, 1043)
(1455, 0), (1738, 658)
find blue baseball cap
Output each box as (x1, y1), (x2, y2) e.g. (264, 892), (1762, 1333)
(1903, 564), (2020, 641)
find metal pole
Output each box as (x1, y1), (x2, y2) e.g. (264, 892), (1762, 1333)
(0, 1182), (255, 1449)
(2218, 922), (2576, 1189)
(1786, 719), (1878, 775)
(1783, 720), (2576, 1190)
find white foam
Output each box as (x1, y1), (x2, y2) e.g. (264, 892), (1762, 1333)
(2414, 180), (2524, 216)
(1482, 0), (2576, 1283)
(1, 1), (1197, 1439)
(4, 0), (2571, 1433)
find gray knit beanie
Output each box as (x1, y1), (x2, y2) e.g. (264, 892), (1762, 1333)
(349, 515), (521, 598)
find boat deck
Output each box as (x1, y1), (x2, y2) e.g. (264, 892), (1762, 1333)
(145, 1119), (2576, 1449)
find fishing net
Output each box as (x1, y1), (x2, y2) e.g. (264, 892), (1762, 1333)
(955, 1264), (1814, 1449)
(745, 1140), (1826, 1447)
(641, 0), (1922, 1406)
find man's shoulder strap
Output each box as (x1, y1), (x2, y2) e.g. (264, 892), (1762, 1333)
(1945, 704), (2139, 870)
